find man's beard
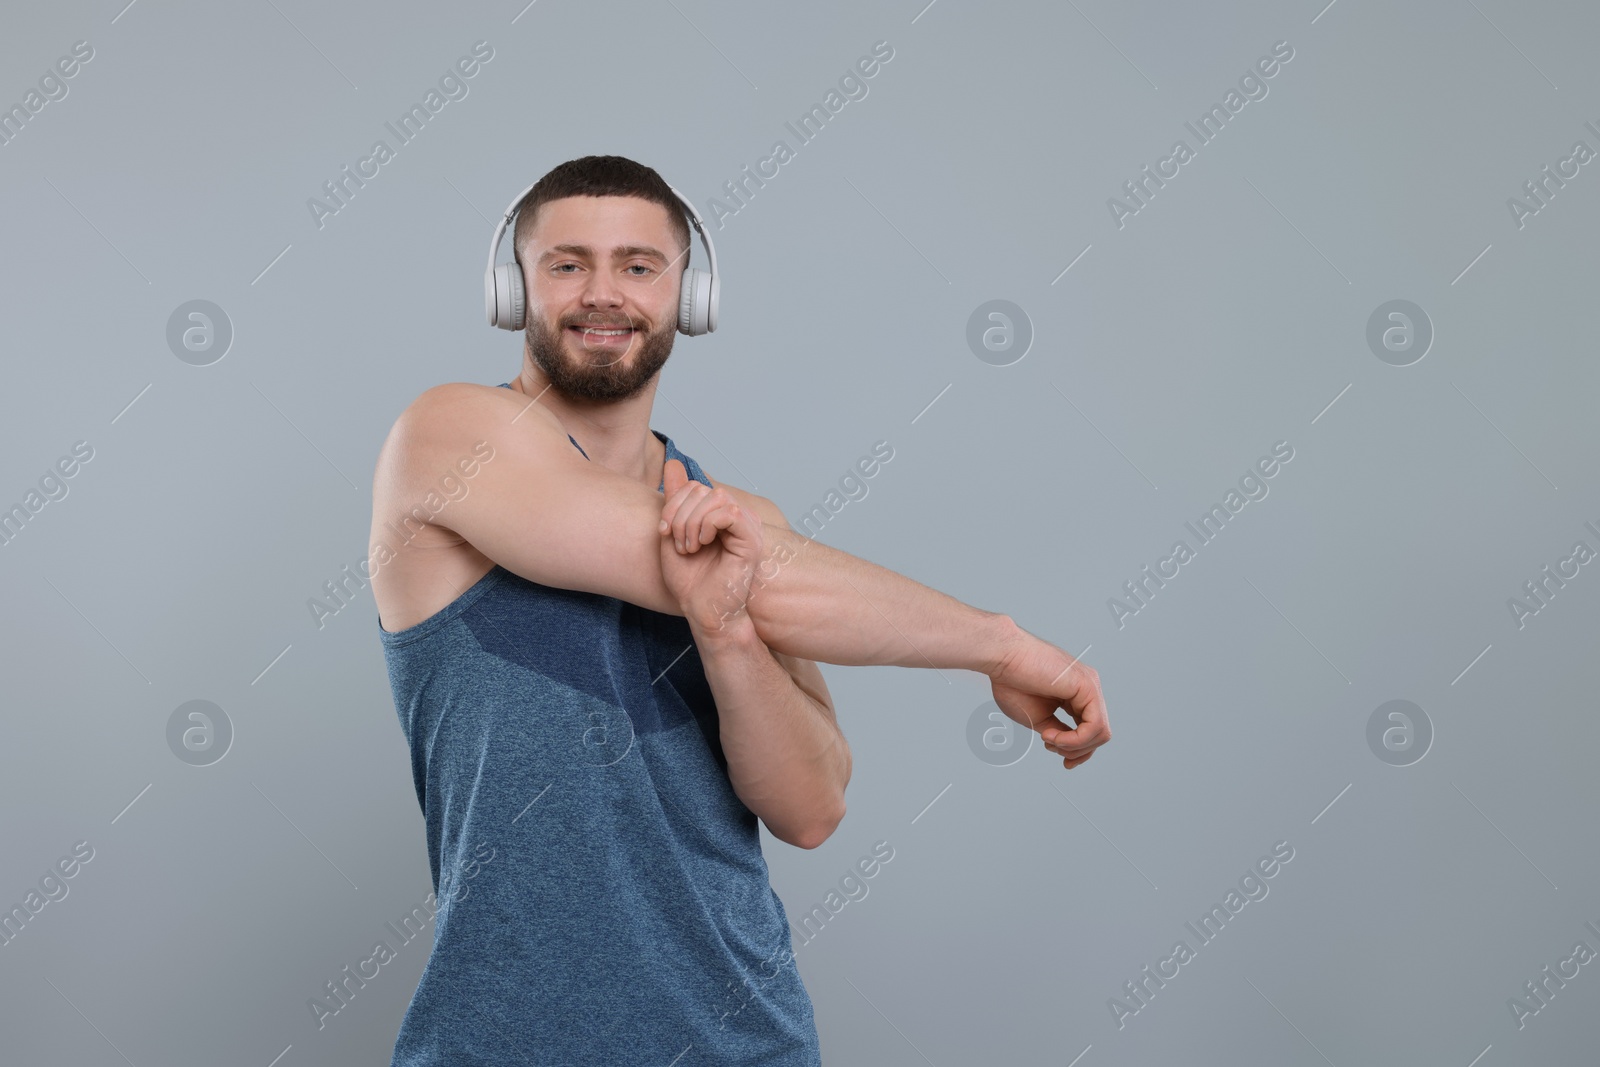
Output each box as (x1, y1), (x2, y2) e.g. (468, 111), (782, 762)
(525, 309), (676, 402)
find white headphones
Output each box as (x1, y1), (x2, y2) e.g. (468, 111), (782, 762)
(484, 180), (720, 336)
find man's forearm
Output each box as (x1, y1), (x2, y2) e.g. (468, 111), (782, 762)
(713, 524), (1018, 674)
(687, 611), (849, 849)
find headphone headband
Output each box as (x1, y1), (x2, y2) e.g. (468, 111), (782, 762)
(484, 180), (720, 335)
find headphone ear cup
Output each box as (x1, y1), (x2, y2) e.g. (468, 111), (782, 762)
(490, 262), (525, 331)
(679, 267), (714, 336)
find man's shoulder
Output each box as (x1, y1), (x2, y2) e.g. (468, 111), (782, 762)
(402, 380), (545, 423)
(373, 382), (572, 518)
(385, 381), (561, 454)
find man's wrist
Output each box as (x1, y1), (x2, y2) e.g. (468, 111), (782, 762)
(982, 613), (1024, 677)
(686, 602), (763, 647)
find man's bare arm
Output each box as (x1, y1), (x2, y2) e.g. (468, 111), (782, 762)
(706, 526), (1109, 770)
(416, 383), (1020, 674)
(668, 486), (851, 848)
(715, 524), (1019, 675)
(688, 611), (851, 849)
(411, 383), (1106, 767)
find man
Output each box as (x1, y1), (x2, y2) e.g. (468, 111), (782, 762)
(369, 155), (1109, 1065)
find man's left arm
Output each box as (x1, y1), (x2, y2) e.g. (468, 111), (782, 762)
(686, 489), (852, 849)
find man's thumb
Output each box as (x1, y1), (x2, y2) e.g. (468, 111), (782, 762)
(663, 456), (687, 494)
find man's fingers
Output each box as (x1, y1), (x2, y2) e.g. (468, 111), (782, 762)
(1045, 735), (1094, 768)
(678, 490), (752, 554)
(659, 459), (698, 533)
(992, 649), (1109, 770)
(1045, 725), (1088, 754)
(1047, 713), (1107, 753)
(675, 488), (729, 552)
(1044, 707), (1108, 754)
(662, 483), (709, 546)
(1055, 667), (1110, 750)
(684, 492), (730, 550)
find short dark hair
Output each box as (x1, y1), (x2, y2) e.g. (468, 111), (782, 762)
(512, 155), (691, 272)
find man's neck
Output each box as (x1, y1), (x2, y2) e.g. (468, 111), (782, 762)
(509, 368), (666, 491)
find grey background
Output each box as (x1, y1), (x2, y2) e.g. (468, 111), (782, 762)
(2, 0), (1597, 1064)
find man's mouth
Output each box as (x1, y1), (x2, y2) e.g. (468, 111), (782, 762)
(569, 325), (636, 345)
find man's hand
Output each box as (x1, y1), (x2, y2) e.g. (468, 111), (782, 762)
(657, 458), (767, 630)
(989, 626), (1110, 769)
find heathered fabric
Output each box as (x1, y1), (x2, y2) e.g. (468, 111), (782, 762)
(378, 384), (820, 1065)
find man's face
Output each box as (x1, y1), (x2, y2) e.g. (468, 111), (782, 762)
(520, 195), (688, 402)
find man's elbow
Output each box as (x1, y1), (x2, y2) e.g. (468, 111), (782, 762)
(787, 800), (846, 850)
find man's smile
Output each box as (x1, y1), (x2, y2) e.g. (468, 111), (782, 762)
(569, 325), (636, 345)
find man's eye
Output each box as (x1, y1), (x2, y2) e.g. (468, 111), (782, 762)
(552, 264), (578, 273)
(627, 265), (653, 276)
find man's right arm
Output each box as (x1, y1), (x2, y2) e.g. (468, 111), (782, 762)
(409, 383), (1019, 675)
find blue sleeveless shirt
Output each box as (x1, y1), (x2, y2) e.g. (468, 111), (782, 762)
(378, 384), (820, 1065)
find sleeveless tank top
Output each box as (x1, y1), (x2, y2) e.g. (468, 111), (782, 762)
(377, 383), (820, 1065)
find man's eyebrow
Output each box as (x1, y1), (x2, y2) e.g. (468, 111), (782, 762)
(537, 243), (670, 264)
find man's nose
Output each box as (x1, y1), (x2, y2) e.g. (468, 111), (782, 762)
(581, 270), (623, 308)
